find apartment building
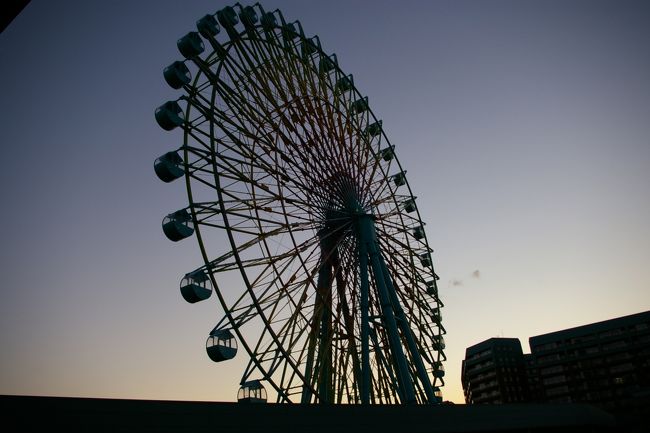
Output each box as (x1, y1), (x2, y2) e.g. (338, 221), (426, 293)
(462, 310), (650, 417)
(461, 337), (530, 404)
(527, 310), (650, 413)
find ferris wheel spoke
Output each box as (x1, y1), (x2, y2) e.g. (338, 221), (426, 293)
(205, 228), (314, 275)
(186, 164), (218, 188)
(184, 85), (232, 123)
(182, 91), (256, 138)
(374, 193), (419, 215)
(251, 246), (319, 310)
(310, 100), (362, 175)
(213, 94), (347, 196)
(190, 202), (223, 224)
(362, 144), (398, 192)
(237, 229), (322, 308)
(233, 32), (363, 185)
(230, 53), (279, 109)
(246, 202), (314, 225)
(366, 173), (396, 202)
(302, 112), (355, 181)
(225, 252), (316, 319)
(230, 37), (296, 110)
(266, 99), (341, 171)
(376, 227), (432, 271)
(274, 129), (341, 188)
(183, 142), (212, 162)
(217, 50), (276, 109)
(212, 80), (271, 134)
(217, 45), (307, 129)
(340, 119), (373, 191)
(253, 269), (317, 346)
(239, 270), (324, 398)
(243, 31), (304, 102)
(219, 68), (280, 128)
(215, 173), (316, 220)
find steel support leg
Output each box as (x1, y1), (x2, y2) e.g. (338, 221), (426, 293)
(357, 214), (416, 403)
(359, 238), (370, 404)
(378, 250), (436, 402)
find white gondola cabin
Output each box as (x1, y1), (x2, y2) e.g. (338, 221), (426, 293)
(351, 96), (369, 114)
(433, 335), (446, 351)
(237, 380), (267, 403)
(217, 6), (239, 29)
(206, 329), (237, 362)
(379, 146), (395, 161)
(154, 151), (184, 183)
(393, 171), (406, 187)
(177, 32), (205, 58)
(433, 386), (443, 403)
(433, 361), (445, 378)
(336, 74), (354, 92)
(180, 270), (212, 303)
(163, 61), (191, 89)
(155, 101), (184, 131)
(260, 12), (277, 31)
(302, 36), (321, 58)
(413, 225), (425, 240)
(239, 6), (258, 28)
(319, 54), (337, 74)
(281, 22), (298, 41)
(403, 198), (417, 213)
(196, 14), (220, 38)
(162, 209), (194, 241)
(365, 121), (383, 138)
(426, 279), (437, 295)
(432, 307), (442, 323)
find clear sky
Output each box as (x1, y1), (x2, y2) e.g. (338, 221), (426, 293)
(1, 0), (649, 405)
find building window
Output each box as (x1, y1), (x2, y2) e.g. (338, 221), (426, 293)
(548, 396), (572, 403)
(540, 365), (564, 375)
(638, 334), (650, 343)
(606, 352), (631, 362)
(538, 353), (561, 363)
(609, 363), (634, 374)
(536, 342), (558, 351)
(546, 385), (569, 396)
(600, 329), (623, 338)
(543, 375), (567, 386)
(602, 341), (626, 351)
(470, 349), (492, 361)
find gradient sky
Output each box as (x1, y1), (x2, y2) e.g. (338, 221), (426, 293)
(1, 0), (649, 404)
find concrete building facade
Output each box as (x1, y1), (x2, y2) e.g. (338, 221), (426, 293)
(462, 310), (650, 418)
(461, 337), (530, 404)
(527, 310), (650, 413)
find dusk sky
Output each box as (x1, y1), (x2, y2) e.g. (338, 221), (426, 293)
(1, 0), (649, 404)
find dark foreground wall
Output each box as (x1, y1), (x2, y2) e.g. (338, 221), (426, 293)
(2, 395), (618, 433)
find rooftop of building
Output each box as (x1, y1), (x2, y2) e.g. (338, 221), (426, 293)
(464, 337), (523, 358)
(529, 310), (650, 348)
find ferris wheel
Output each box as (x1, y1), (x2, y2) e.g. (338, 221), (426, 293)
(154, 3), (446, 404)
